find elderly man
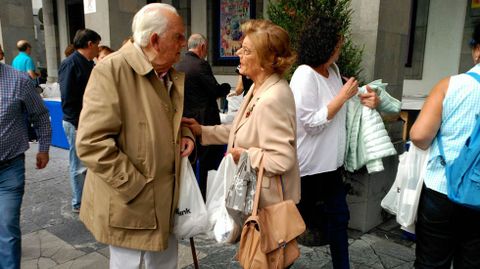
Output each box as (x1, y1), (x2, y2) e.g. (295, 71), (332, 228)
(76, 4), (194, 269)
(12, 40), (39, 80)
(59, 29), (101, 213)
(176, 34), (230, 199)
(0, 44), (51, 269)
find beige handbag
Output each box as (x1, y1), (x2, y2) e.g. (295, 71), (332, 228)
(237, 160), (306, 269)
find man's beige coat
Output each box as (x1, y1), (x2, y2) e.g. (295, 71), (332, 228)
(202, 74), (301, 208)
(76, 41), (193, 251)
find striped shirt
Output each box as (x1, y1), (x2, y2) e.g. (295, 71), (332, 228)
(424, 64), (480, 194)
(0, 63), (51, 161)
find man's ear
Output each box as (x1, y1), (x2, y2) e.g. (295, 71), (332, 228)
(151, 33), (160, 50)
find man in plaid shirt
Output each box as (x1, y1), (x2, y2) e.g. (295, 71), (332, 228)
(0, 43), (51, 269)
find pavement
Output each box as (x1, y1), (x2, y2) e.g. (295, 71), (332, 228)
(20, 145), (416, 268)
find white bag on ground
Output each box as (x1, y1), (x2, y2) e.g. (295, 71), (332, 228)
(206, 154), (241, 243)
(173, 157), (209, 239)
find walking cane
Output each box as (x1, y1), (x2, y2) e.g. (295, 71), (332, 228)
(189, 159), (201, 269)
(189, 237), (200, 269)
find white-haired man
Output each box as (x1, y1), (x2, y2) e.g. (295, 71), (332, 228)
(75, 4), (194, 269)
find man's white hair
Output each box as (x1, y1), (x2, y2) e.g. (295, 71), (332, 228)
(132, 3), (178, 48)
(187, 34), (207, 50)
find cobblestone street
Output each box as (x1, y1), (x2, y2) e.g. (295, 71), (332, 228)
(21, 145), (415, 268)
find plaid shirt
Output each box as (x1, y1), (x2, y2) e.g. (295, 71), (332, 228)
(0, 63), (51, 161)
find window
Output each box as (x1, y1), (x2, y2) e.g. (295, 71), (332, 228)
(404, 0), (430, 80)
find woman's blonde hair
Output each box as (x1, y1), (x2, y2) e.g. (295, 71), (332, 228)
(241, 19), (296, 76)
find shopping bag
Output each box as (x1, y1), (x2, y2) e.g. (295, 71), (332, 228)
(396, 144), (429, 230)
(225, 151), (257, 224)
(173, 157), (209, 239)
(206, 154), (241, 243)
(381, 152), (408, 215)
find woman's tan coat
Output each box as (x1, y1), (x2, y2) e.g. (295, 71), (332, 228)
(202, 74), (300, 208)
(76, 42), (193, 251)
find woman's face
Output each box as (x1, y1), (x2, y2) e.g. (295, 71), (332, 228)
(236, 36), (263, 80)
(97, 51), (109, 62)
(329, 37), (344, 64)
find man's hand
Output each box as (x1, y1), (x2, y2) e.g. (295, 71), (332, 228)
(359, 85), (380, 109)
(36, 152), (49, 169)
(180, 137), (195, 157)
(181, 117), (202, 136)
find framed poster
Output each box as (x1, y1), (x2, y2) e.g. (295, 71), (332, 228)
(213, 0), (256, 66)
(472, 0), (480, 17)
(473, 0), (480, 9)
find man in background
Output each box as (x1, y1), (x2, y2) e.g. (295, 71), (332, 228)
(12, 40), (39, 81)
(176, 33), (230, 198)
(0, 43), (51, 269)
(12, 40), (42, 143)
(59, 29), (101, 213)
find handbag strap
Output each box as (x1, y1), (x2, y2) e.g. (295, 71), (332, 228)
(251, 159), (285, 216)
(251, 159), (265, 216)
(466, 71), (480, 83)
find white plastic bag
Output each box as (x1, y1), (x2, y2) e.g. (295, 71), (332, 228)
(173, 157), (209, 239)
(206, 154), (241, 243)
(381, 144), (429, 233)
(381, 152), (408, 215)
(396, 144), (429, 230)
(220, 94), (244, 124)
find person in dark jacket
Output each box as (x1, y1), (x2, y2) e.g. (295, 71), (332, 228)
(59, 28), (101, 213)
(176, 33), (230, 198)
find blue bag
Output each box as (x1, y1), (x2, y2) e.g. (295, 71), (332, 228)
(437, 72), (480, 210)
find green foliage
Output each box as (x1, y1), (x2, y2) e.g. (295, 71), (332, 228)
(267, 0), (364, 82)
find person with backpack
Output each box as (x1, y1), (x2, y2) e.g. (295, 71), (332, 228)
(410, 22), (480, 268)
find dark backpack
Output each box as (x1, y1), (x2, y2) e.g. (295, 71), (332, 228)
(437, 72), (480, 210)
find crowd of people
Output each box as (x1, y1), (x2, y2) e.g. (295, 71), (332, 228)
(0, 2), (479, 269)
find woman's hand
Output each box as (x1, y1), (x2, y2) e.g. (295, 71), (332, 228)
(339, 77), (359, 102)
(327, 77), (358, 120)
(359, 85), (380, 109)
(230, 147), (246, 164)
(181, 117), (202, 136)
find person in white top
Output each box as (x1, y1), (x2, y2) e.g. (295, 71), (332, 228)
(290, 15), (378, 269)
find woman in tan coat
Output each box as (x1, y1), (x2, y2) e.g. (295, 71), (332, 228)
(182, 19), (300, 208)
